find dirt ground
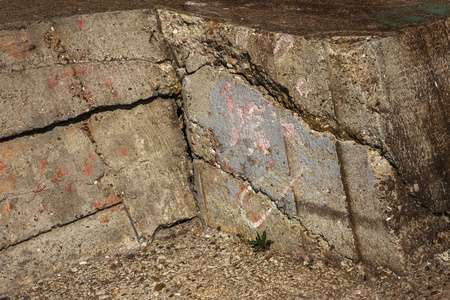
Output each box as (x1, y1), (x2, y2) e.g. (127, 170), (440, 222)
(2, 218), (448, 299)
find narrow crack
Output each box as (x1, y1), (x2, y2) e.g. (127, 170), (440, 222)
(0, 202), (124, 253)
(0, 95), (167, 144)
(150, 216), (200, 243)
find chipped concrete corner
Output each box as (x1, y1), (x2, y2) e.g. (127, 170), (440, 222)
(0, 7), (449, 290)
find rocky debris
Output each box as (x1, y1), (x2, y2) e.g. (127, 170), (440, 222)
(2, 219), (449, 299)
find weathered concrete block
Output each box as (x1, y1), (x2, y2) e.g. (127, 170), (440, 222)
(0, 10), (179, 139)
(281, 111), (356, 259)
(193, 159), (309, 256)
(0, 205), (138, 292)
(0, 10), (169, 71)
(184, 65), (296, 215)
(0, 125), (110, 250)
(86, 98), (197, 240)
(0, 60), (179, 139)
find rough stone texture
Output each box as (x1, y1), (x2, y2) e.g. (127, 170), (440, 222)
(85, 98), (197, 240)
(0, 125), (108, 250)
(0, 206), (138, 289)
(182, 61), (448, 273)
(0, 1), (449, 288)
(193, 159), (312, 258)
(0, 97), (197, 289)
(281, 111), (356, 259)
(0, 10), (179, 139)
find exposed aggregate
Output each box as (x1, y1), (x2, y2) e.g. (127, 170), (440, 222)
(3, 219), (449, 299)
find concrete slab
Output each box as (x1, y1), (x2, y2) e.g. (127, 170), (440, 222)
(0, 125), (109, 250)
(0, 9), (179, 139)
(193, 159), (311, 257)
(86, 98), (197, 240)
(0, 205), (138, 292)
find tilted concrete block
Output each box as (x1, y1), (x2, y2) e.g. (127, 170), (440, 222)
(184, 65), (296, 215)
(183, 63), (448, 273)
(0, 125), (110, 250)
(193, 159), (310, 257)
(0, 205), (138, 292)
(0, 10), (179, 139)
(84, 98), (197, 240)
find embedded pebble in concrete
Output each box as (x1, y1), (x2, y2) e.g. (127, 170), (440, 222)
(3, 219), (449, 300)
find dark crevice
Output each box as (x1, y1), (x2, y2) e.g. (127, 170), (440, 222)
(155, 9), (182, 70)
(121, 202), (141, 243)
(0, 202), (124, 253)
(150, 216), (200, 243)
(0, 95), (172, 144)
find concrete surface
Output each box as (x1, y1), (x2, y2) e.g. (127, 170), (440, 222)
(0, 0), (449, 291)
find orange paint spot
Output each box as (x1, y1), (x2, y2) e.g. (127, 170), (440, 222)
(0, 164), (6, 171)
(51, 166), (68, 183)
(112, 205), (121, 211)
(102, 215), (109, 223)
(120, 148), (128, 156)
(210, 177), (215, 184)
(39, 158), (48, 170)
(0, 186), (6, 193)
(64, 185), (73, 192)
(64, 71), (72, 77)
(84, 161), (93, 176)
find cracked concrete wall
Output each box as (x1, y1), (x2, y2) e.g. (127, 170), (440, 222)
(160, 10), (449, 273)
(0, 6), (449, 288)
(0, 10), (196, 290)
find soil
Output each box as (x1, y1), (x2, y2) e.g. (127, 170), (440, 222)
(2, 218), (449, 299)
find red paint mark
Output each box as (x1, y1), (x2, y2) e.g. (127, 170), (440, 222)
(0, 164), (6, 171)
(73, 66), (90, 76)
(39, 158), (48, 170)
(48, 76), (60, 89)
(88, 151), (96, 161)
(120, 148), (128, 156)
(105, 192), (122, 206)
(51, 166), (68, 183)
(209, 177), (215, 184)
(112, 88), (119, 97)
(92, 198), (103, 210)
(102, 215), (109, 223)
(282, 124), (296, 138)
(112, 205), (121, 211)
(1, 201), (14, 215)
(34, 181), (47, 195)
(64, 71), (72, 77)
(64, 185), (73, 192)
(79, 19), (83, 26)
(84, 161), (93, 177)
(93, 193), (122, 210)
(37, 202), (46, 213)
(266, 160), (275, 169)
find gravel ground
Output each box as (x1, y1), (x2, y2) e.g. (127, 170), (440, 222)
(2, 218), (449, 299)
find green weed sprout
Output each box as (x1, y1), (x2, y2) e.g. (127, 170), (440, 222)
(249, 231), (274, 252)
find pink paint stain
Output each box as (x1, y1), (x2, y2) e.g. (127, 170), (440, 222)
(79, 19), (83, 27)
(296, 78), (312, 98)
(274, 35), (294, 60)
